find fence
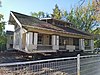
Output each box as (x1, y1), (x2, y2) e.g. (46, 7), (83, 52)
(80, 55), (100, 75)
(0, 54), (100, 75)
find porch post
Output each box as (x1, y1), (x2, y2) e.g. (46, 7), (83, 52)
(89, 39), (94, 51)
(25, 32), (33, 51)
(27, 32), (33, 45)
(33, 33), (38, 49)
(57, 35), (59, 49)
(79, 39), (85, 50)
(13, 32), (16, 49)
(52, 35), (59, 50)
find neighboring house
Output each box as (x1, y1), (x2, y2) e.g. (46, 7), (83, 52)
(6, 31), (14, 50)
(8, 11), (94, 53)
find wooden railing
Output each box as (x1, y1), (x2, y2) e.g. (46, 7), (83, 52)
(85, 46), (91, 50)
(59, 45), (66, 50)
(37, 45), (52, 50)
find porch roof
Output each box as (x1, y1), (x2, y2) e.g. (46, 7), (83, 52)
(9, 11), (93, 38)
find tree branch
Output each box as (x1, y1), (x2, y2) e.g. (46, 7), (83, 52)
(79, 0), (85, 7)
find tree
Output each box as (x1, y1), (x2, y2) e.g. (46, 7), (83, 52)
(94, 40), (100, 48)
(0, 2), (6, 45)
(92, 28), (100, 48)
(38, 11), (45, 18)
(64, 2), (98, 32)
(52, 4), (62, 19)
(92, 0), (100, 21)
(0, 14), (6, 45)
(31, 11), (45, 18)
(92, 28), (100, 34)
(31, 11), (51, 18)
(31, 12), (38, 18)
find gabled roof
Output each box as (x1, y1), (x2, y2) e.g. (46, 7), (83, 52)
(9, 11), (63, 31)
(9, 11), (93, 38)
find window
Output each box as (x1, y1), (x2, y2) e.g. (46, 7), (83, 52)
(59, 37), (69, 45)
(49, 35), (52, 45)
(59, 37), (65, 45)
(38, 34), (43, 44)
(59, 38), (63, 45)
(73, 38), (79, 46)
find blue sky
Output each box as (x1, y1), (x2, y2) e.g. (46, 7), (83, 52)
(0, 0), (90, 31)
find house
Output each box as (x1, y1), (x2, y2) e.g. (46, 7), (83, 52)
(8, 11), (94, 53)
(6, 31), (14, 50)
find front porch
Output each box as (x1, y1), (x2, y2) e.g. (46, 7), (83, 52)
(22, 32), (94, 53)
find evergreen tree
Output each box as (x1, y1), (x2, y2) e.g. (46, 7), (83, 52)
(64, 2), (98, 32)
(31, 11), (45, 18)
(52, 4), (62, 19)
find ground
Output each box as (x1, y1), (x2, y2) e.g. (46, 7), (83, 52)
(0, 49), (95, 63)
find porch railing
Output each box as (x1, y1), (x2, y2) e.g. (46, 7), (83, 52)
(59, 45), (76, 51)
(59, 45), (66, 50)
(85, 46), (91, 50)
(37, 45), (52, 50)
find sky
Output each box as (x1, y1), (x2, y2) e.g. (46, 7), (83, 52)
(0, 0), (91, 31)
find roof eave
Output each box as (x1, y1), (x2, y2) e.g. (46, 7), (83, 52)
(22, 25), (92, 39)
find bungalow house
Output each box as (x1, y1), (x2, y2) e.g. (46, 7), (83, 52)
(8, 11), (94, 53)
